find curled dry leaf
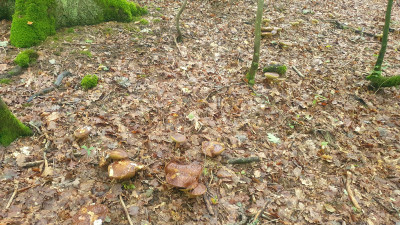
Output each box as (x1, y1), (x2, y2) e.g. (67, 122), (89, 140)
(170, 133), (186, 143)
(74, 126), (92, 140)
(72, 204), (109, 225)
(165, 161), (202, 190)
(108, 149), (129, 160)
(202, 141), (225, 157)
(108, 160), (144, 179)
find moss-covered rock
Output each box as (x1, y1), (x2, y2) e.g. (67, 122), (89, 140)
(81, 74), (98, 90)
(0, 0), (15, 20)
(263, 64), (287, 76)
(14, 49), (38, 67)
(10, 0), (147, 48)
(0, 97), (32, 146)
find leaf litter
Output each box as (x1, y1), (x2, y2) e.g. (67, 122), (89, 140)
(1, 0), (400, 224)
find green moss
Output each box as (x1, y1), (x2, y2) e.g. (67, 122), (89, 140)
(98, 0), (146, 23)
(0, 0), (15, 20)
(80, 50), (92, 58)
(14, 49), (38, 67)
(0, 98), (33, 146)
(366, 71), (400, 88)
(263, 64), (287, 76)
(153, 18), (161, 23)
(10, 0), (56, 48)
(139, 18), (149, 25)
(0, 79), (12, 84)
(81, 74), (98, 90)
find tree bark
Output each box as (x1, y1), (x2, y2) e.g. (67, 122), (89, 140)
(0, 96), (32, 146)
(366, 0), (400, 88)
(175, 0), (188, 42)
(245, 0), (264, 86)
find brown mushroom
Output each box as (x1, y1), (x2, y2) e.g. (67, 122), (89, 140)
(74, 126), (92, 140)
(165, 161), (202, 190)
(170, 133), (186, 148)
(108, 149), (129, 160)
(189, 183), (207, 197)
(72, 204), (109, 225)
(108, 160), (144, 179)
(202, 141), (225, 157)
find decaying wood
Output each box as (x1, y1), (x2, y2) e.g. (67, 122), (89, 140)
(227, 157), (260, 164)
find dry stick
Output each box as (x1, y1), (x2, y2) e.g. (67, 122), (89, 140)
(252, 198), (272, 223)
(292, 66), (305, 78)
(22, 160), (44, 168)
(346, 171), (361, 210)
(203, 194), (214, 216)
(227, 157), (260, 164)
(5, 181), (19, 210)
(119, 195), (133, 225)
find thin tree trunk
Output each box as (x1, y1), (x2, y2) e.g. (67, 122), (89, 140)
(374, 0), (393, 71)
(175, 0), (188, 42)
(245, 0), (264, 86)
(0, 96), (32, 146)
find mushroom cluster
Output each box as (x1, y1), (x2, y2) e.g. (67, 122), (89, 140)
(104, 150), (144, 180)
(165, 161), (207, 197)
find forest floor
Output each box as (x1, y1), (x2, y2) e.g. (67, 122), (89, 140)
(1, 0), (400, 224)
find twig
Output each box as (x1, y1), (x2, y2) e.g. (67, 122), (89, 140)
(27, 71), (72, 102)
(203, 194), (214, 216)
(346, 171), (361, 210)
(5, 181), (19, 210)
(292, 66), (304, 78)
(119, 195), (133, 225)
(227, 157), (260, 164)
(175, 0), (188, 42)
(22, 160), (44, 168)
(252, 198), (271, 224)
(373, 196), (397, 214)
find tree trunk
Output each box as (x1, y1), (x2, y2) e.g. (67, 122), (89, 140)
(245, 0), (264, 86)
(366, 0), (400, 88)
(0, 0), (15, 20)
(0, 96), (32, 146)
(175, 0), (188, 43)
(9, 0), (146, 48)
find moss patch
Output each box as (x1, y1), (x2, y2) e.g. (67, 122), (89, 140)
(366, 71), (400, 88)
(0, 79), (12, 84)
(0, 0), (15, 20)
(0, 98), (32, 146)
(10, 0), (147, 48)
(81, 74), (98, 90)
(263, 64), (287, 76)
(10, 0), (56, 48)
(14, 49), (38, 67)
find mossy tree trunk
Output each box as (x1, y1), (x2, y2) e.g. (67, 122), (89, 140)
(0, 0), (15, 20)
(9, 0), (146, 48)
(245, 0), (264, 86)
(0, 96), (32, 146)
(175, 0), (188, 42)
(366, 0), (400, 88)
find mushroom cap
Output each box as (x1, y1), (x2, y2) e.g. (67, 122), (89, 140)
(108, 160), (144, 179)
(264, 72), (280, 80)
(202, 141), (225, 157)
(165, 161), (202, 189)
(170, 133), (186, 143)
(74, 126), (92, 140)
(189, 183), (207, 197)
(108, 149), (129, 160)
(72, 204), (108, 225)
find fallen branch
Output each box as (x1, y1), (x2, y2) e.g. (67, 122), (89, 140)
(5, 181), (19, 210)
(0, 66), (24, 79)
(27, 71), (72, 102)
(119, 195), (133, 225)
(227, 157), (260, 164)
(252, 198), (271, 224)
(292, 66), (304, 78)
(22, 160), (44, 168)
(346, 171), (361, 210)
